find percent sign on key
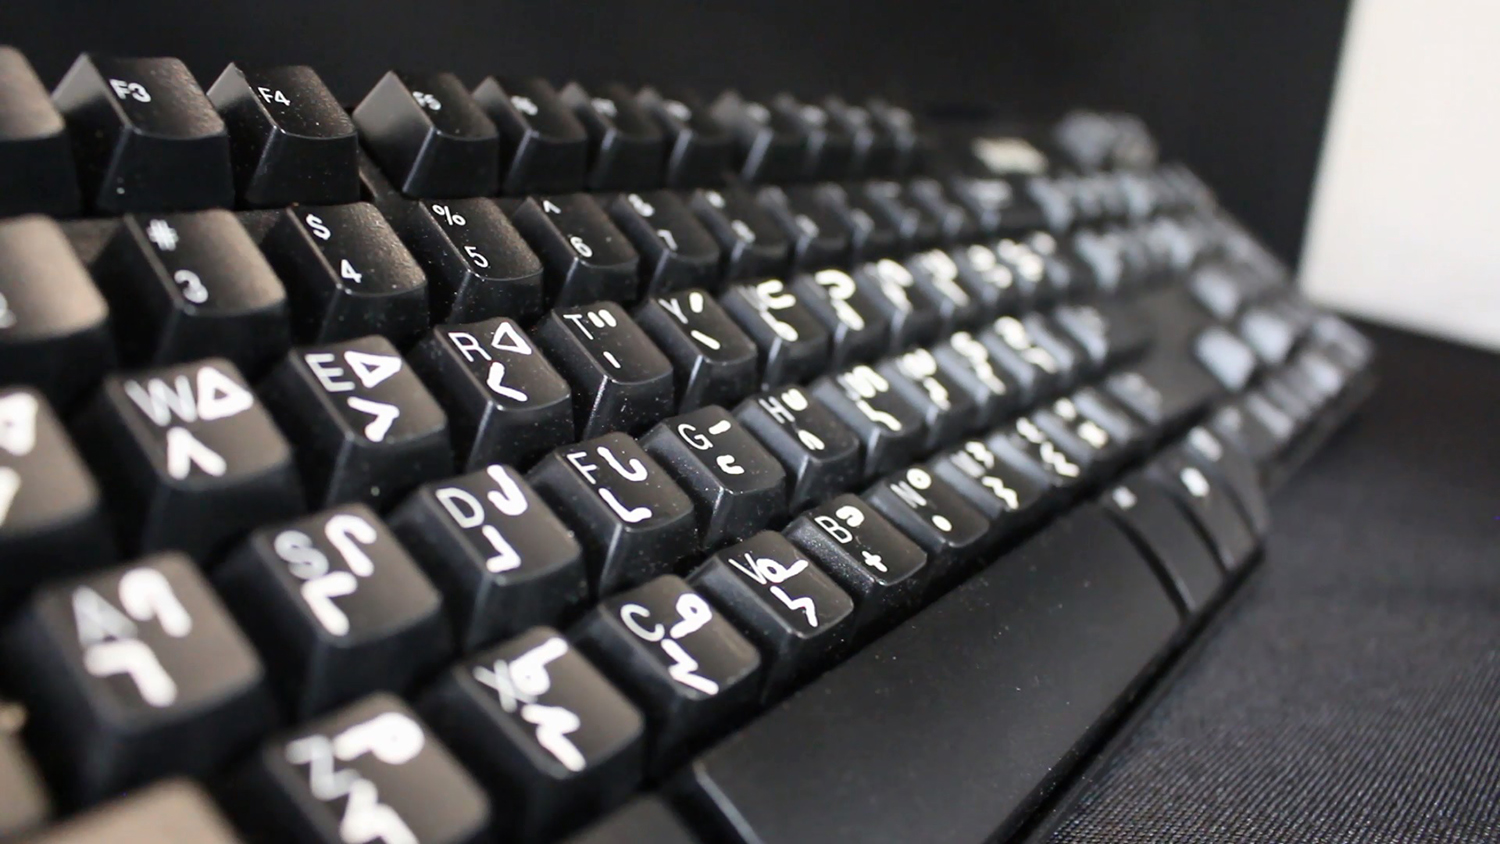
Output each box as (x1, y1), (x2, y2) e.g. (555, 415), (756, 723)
(431, 204), (466, 226)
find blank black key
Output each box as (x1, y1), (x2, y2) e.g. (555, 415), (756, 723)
(0, 718), (48, 839)
(31, 781), (237, 844)
(509, 194), (641, 305)
(0, 47), (79, 217)
(758, 184), (854, 272)
(719, 279), (831, 389)
(1146, 446), (1257, 572)
(572, 575), (762, 771)
(777, 94), (853, 181)
(353, 71), (499, 198)
(689, 185), (791, 281)
(812, 364), (927, 480)
(689, 531), (855, 699)
(930, 437), (1053, 536)
(419, 627), (645, 843)
(251, 202), (430, 345)
(1054, 299), (1153, 370)
(91, 210), (290, 372)
(77, 358), (301, 558)
(641, 405), (787, 549)
(791, 268), (891, 368)
(864, 464), (991, 583)
(207, 63), (358, 206)
(228, 693), (491, 844)
(879, 345), (978, 451)
(784, 493), (929, 636)
(529, 433), (699, 594)
(562, 796), (701, 844)
(385, 196), (545, 323)
(52, 54), (232, 213)
(930, 330), (1018, 431)
(3, 553), (274, 803)
(473, 76), (589, 195)
(0, 216), (113, 409)
(534, 301), (675, 437)
(711, 91), (806, 184)
(672, 506), (1181, 844)
(0, 388), (112, 607)
(822, 95), (892, 177)
(606, 190), (722, 295)
(411, 317), (574, 470)
(562, 81), (665, 191)
(217, 504), (449, 717)
(260, 336), (450, 509)
(854, 258), (942, 353)
(834, 184), (903, 262)
(1182, 424), (1272, 538)
(1100, 477), (1225, 615)
(634, 289), (759, 412)
(1103, 353), (1222, 431)
(639, 87), (733, 188)
(733, 385), (862, 512)
(907, 178), (981, 244)
(866, 98), (920, 174)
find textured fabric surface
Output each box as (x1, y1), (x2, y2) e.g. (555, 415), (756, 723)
(1049, 324), (1500, 844)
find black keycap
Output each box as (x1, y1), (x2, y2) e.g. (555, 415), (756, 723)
(91, 210), (290, 372)
(561, 796), (701, 844)
(0, 717), (48, 839)
(227, 693), (490, 844)
(1100, 478), (1224, 615)
(860, 180), (938, 252)
(711, 91), (806, 183)
(509, 194), (641, 305)
(3, 553), (274, 803)
(689, 531), (854, 699)
(411, 317), (574, 470)
(77, 358), (301, 557)
(31, 781), (237, 844)
(419, 627), (646, 843)
(1103, 354), (1222, 431)
(641, 405), (787, 549)
(1182, 425), (1272, 538)
(777, 94), (853, 181)
(1147, 446), (1258, 573)
(639, 87), (733, 188)
(784, 494), (929, 636)
(634, 288), (759, 412)
(534, 301), (675, 438)
(930, 437), (1053, 539)
(217, 504), (448, 717)
(811, 364), (927, 480)
(719, 279), (831, 388)
(907, 178), (981, 245)
(249, 202), (430, 345)
(994, 414), (1087, 492)
(207, 63), (358, 206)
(529, 433), (699, 594)
(866, 98), (920, 175)
(734, 385), (862, 512)
(822, 95), (893, 177)
(879, 344), (978, 451)
(758, 184), (854, 272)
(1029, 394), (1127, 476)
(671, 506), (1180, 844)
(572, 575), (762, 770)
(930, 330), (1019, 431)
(979, 314), (1065, 403)
(688, 185), (791, 281)
(854, 258), (942, 353)
(0, 388), (111, 606)
(391, 464), (588, 650)
(353, 71), (499, 198)
(865, 464), (991, 583)
(791, 268), (891, 368)
(606, 190), (722, 295)
(1195, 324), (1260, 392)
(53, 53), (233, 213)
(0, 216), (113, 409)
(382, 195), (547, 324)
(907, 248), (983, 332)
(561, 81), (665, 191)
(1054, 299), (1152, 371)
(0, 47), (79, 217)
(260, 336), (450, 509)
(833, 184), (903, 261)
(473, 76), (589, 195)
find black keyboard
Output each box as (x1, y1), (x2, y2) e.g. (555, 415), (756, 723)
(0, 47), (1373, 844)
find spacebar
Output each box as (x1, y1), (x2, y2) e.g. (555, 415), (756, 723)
(673, 504), (1183, 844)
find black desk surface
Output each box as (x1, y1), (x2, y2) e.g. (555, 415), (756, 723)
(1048, 323), (1500, 843)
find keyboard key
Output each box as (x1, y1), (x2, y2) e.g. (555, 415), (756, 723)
(606, 190), (722, 295)
(634, 289), (759, 412)
(0, 216), (113, 409)
(689, 531), (854, 698)
(92, 210), (290, 373)
(864, 464), (991, 582)
(783, 494), (929, 636)
(1195, 324), (1260, 391)
(689, 185), (790, 281)
(930, 438), (1053, 535)
(866, 98), (920, 175)
(791, 268), (891, 368)
(1031, 394), (1129, 475)
(561, 796), (700, 844)
(879, 344), (978, 451)
(907, 178), (981, 245)
(811, 364), (927, 479)
(419, 627), (646, 843)
(77, 358), (301, 558)
(529, 433), (699, 594)
(1099, 478), (1224, 615)
(638, 87), (733, 188)
(931, 330), (1019, 430)
(907, 248), (983, 332)
(535, 301), (675, 438)
(854, 257), (941, 353)
(777, 94), (853, 181)
(260, 336), (450, 509)
(227, 693), (491, 844)
(390, 464), (588, 650)
(980, 314), (1066, 401)
(53, 54), (233, 213)
(822, 95), (893, 177)
(207, 63), (359, 206)
(249, 202), (430, 345)
(562, 81), (665, 191)
(0, 47), (79, 216)
(217, 504), (449, 717)
(1054, 299), (1153, 370)
(1239, 304), (1300, 365)
(641, 405), (787, 549)
(353, 70), (499, 198)
(1103, 354), (1221, 430)
(410, 317), (574, 470)
(1182, 425), (1272, 538)
(834, 184), (903, 261)
(1146, 445), (1257, 572)
(993, 414), (1087, 492)
(860, 180), (939, 252)
(30, 780), (236, 844)
(711, 91), (805, 183)
(473, 76), (589, 194)
(758, 185), (854, 272)
(719, 279), (831, 389)
(572, 575), (762, 771)
(510, 194), (641, 306)
(0, 388), (111, 606)
(3, 553), (274, 802)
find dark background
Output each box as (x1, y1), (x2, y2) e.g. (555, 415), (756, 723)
(0, 0), (1352, 266)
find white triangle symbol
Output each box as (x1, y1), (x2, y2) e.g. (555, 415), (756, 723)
(0, 392), (38, 457)
(195, 366), (254, 421)
(166, 426), (227, 479)
(344, 351), (403, 389)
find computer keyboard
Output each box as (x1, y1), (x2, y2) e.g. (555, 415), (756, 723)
(0, 46), (1374, 844)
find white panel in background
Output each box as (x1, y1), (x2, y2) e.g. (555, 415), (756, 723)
(1300, 0), (1500, 351)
